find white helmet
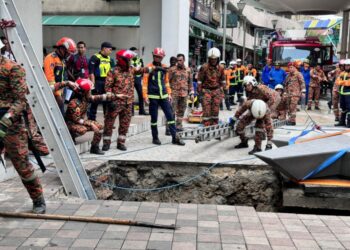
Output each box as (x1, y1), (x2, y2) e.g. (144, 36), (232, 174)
(345, 59), (350, 66)
(243, 75), (259, 87)
(236, 58), (242, 63)
(219, 60), (226, 65)
(229, 60), (237, 66)
(207, 47), (221, 59)
(251, 100), (267, 119)
(274, 84), (284, 90)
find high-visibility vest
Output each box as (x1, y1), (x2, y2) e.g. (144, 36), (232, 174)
(95, 53), (111, 78)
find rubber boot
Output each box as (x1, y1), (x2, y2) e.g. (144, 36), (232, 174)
(117, 143), (127, 151)
(335, 113), (346, 126)
(152, 138), (161, 145)
(234, 139), (249, 149)
(248, 146), (262, 155)
(90, 145), (105, 155)
(165, 126), (171, 136)
(102, 144), (110, 151)
(265, 144), (273, 151)
(32, 196), (46, 214)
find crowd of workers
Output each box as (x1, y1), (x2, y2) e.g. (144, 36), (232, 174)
(1, 33), (349, 215)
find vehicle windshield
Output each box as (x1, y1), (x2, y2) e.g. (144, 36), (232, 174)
(273, 46), (331, 65)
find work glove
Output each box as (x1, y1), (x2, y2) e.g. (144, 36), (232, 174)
(0, 116), (12, 139)
(229, 117), (237, 130)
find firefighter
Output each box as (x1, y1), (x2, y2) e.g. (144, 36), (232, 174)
(52, 79), (112, 155)
(336, 59), (350, 127)
(44, 37), (76, 115)
(168, 54), (194, 131)
(0, 55), (46, 214)
(142, 48), (185, 146)
(130, 47), (148, 116)
(102, 50), (147, 151)
(308, 64), (327, 110)
(235, 58), (246, 100)
(244, 63), (257, 78)
(329, 62), (343, 121)
(272, 84), (288, 121)
(197, 48), (226, 126)
(219, 61), (231, 111)
(284, 62), (306, 125)
(232, 99), (273, 155)
(227, 60), (238, 105)
(243, 76), (281, 113)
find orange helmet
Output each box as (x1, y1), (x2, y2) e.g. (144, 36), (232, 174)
(153, 47), (165, 58)
(76, 78), (92, 92)
(56, 37), (77, 54)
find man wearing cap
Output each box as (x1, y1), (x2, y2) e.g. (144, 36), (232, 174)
(284, 62), (306, 125)
(308, 64), (327, 110)
(268, 61), (286, 90)
(300, 59), (311, 105)
(262, 58), (273, 86)
(88, 42), (115, 121)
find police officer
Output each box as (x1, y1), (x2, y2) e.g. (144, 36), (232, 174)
(88, 42), (115, 121)
(0, 55), (46, 214)
(142, 48), (185, 146)
(197, 48), (226, 126)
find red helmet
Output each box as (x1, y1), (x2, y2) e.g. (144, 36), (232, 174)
(56, 37), (77, 54)
(116, 49), (136, 69)
(76, 78), (92, 92)
(153, 47), (165, 58)
(287, 61), (297, 68)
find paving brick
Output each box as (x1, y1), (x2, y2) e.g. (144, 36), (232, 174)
(147, 240), (172, 250)
(0, 229), (11, 238)
(102, 231), (128, 240)
(0, 237), (27, 247)
(61, 222), (86, 230)
(198, 227), (220, 234)
(126, 232), (150, 241)
(156, 213), (177, 220)
(316, 240), (345, 249)
(268, 237), (294, 247)
(221, 235), (245, 244)
(39, 221), (65, 230)
(71, 239), (99, 248)
(178, 208), (197, 214)
(247, 244), (272, 250)
(243, 230), (266, 237)
(244, 236), (270, 245)
(158, 208), (178, 214)
(311, 232), (337, 241)
(292, 239), (320, 249)
(197, 242), (222, 250)
(198, 233), (221, 243)
(121, 240), (148, 249)
(271, 246), (296, 250)
(47, 237), (75, 247)
(222, 243), (246, 250)
(118, 206), (139, 213)
(172, 242), (196, 250)
(173, 233), (197, 242)
(288, 231), (313, 240)
(78, 230), (104, 239)
(175, 226), (197, 234)
(198, 214), (218, 221)
(96, 239), (123, 249)
(106, 225), (130, 232)
(7, 229), (34, 238)
(21, 237), (50, 247)
(177, 213), (197, 220)
(84, 222), (109, 231)
(149, 232), (173, 241)
(30, 229), (58, 238)
(176, 220), (198, 227)
(198, 221), (219, 228)
(54, 230), (81, 238)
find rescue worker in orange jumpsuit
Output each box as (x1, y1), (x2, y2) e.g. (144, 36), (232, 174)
(336, 59), (350, 127)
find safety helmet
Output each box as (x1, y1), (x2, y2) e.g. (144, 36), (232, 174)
(251, 99), (267, 119)
(243, 75), (259, 87)
(116, 49), (136, 68)
(339, 59), (346, 65)
(76, 78), (92, 92)
(56, 37), (77, 53)
(287, 61), (298, 68)
(345, 59), (350, 66)
(207, 47), (221, 59)
(153, 47), (166, 58)
(229, 60), (237, 66)
(274, 84), (284, 91)
(219, 60), (226, 65)
(274, 61), (280, 66)
(303, 59), (310, 64)
(236, 58), (242, 63)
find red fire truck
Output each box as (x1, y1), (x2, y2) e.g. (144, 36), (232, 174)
(268, 35), (334, 72)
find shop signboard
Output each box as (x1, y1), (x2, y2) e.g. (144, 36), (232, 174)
(194, 1), (210, 24)
(226, 13), (238, 28)
(210, 8), (221, 26)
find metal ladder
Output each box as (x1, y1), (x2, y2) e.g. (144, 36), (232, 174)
(0, 0), (96, 199)
(178, 119), (287, 143)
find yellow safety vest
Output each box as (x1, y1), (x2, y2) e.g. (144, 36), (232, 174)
(95, 53), (111, 78)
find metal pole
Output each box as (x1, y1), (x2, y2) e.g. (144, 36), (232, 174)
(347, 11), (350, 59)
(242, 16), (246, 62)
(340, 11), (349, 59)
(253, 28), (258, 67)
(222, 0), (228, 61)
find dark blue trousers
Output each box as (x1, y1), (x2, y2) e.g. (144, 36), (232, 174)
(149, 98), (176, 139)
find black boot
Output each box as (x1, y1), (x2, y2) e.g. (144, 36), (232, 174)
(335, 113), (346, 126)
(102, 144), (110, 151)
(235, 140), (249, 149)
(248, 146), (262, 155)
(172, 137), (185, 146)
(265, 144), (273, 151)
(315, 106), (320, 110)
(90, 145), (105, 155)
(286, 121), (296, 126)
(117, 143), (127, 151)
(347, 113), (350, 128)
(165, 127), (171, 136)
(32, 196), (46, 214)
(152, 138), (161, 145)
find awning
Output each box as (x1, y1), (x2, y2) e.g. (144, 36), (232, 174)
(304, 19), (341, 30)
(42, 16), (140, 27)
(190, 18), (232, 41)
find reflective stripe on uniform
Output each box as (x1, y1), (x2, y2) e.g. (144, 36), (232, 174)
(255, 128), (265, 133)
(151, 122), (158, 126)
(103, 136), (112, 140)
(118, 135), (127, 140)
(340, 86), (350, 95)
(167, 120), (175, 125)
